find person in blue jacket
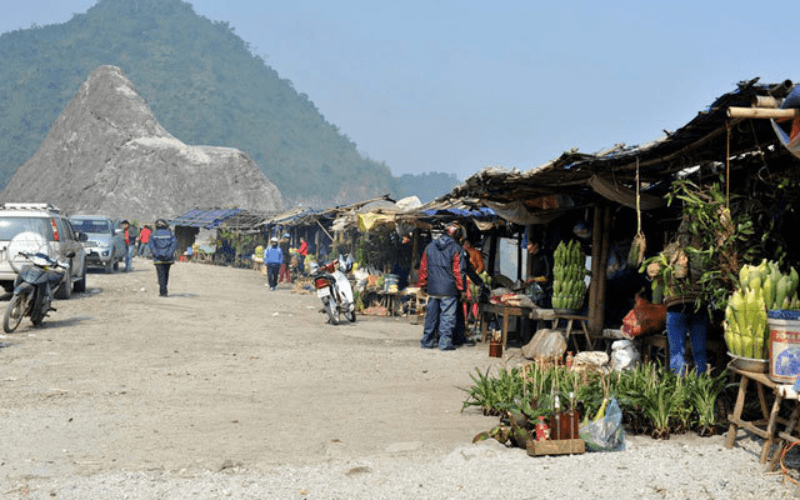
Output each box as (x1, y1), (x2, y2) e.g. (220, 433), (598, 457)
(417, 223), (467, 350)
(264, 236), (283, 291)
(148, 219), (178, 297)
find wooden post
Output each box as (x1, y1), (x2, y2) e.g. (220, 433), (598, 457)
(487, 232), (498, 277)
(596, 207), (612, 336)
(588, 205), (603, 335)
(588, 205), (611, 337)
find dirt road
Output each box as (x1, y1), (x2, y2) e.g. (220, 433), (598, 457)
(0, 258), (499, 477)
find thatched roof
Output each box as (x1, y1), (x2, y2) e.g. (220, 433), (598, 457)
(440, 78), (800, 220)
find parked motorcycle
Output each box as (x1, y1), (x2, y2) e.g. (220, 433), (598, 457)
(3, 250), (73, 333)
(312, 256), (356, 325)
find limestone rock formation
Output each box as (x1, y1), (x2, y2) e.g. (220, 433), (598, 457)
(0, 65), (283, 221)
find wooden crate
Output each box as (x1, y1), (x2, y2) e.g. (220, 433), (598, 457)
(526, 438), (585, 456)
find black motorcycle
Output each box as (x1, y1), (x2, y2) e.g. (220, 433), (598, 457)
(3, 251), (73, 333)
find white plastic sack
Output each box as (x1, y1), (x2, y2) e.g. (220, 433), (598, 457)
(610, 339), (640, 372)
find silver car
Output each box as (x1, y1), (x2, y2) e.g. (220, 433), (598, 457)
(69, 215), (126, 273)
(0, 203), (88, 298)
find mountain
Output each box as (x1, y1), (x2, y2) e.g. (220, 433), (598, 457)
(0, 0), (396, 207)
(0, 65), (282, 221)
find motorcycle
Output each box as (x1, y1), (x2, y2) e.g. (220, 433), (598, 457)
(312, 255), (356, 325)
(3, 250), (73, 333)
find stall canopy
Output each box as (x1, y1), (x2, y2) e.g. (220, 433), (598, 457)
(170, 207), (243, 229)
(440, 78), (800, 220)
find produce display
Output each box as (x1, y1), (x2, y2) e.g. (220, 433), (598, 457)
(724, 259), (800, 359)
(552, 240), (588, 311)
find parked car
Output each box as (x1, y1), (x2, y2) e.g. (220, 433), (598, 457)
(69, 215), (126, 273)
(0, 203), (87, 298)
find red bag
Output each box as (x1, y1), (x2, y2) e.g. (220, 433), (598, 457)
(621, 295), (667, 339)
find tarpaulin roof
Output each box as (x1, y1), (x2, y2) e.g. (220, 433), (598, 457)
(170, 207), (243, 229)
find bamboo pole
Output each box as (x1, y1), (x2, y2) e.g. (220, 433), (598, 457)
(726, 107), (799, 119)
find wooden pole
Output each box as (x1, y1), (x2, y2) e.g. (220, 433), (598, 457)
(596, 206), (612, 337)
(588, 204), (603, 334)
(588, 205), (611, 337)
(726, 107), (798, 119)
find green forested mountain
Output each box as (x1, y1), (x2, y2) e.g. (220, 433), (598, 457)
(0, 0), (458, 206)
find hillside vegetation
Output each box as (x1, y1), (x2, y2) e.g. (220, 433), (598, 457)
(0, 0), (459, 206)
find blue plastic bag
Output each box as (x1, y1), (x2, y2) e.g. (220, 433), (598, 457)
(579, 398), (626, 452)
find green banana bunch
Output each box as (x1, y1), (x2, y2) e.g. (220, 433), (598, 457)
(551, 240), (588, 310)
(725, 259), (799, 359)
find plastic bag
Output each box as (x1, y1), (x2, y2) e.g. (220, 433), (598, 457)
(579, 398), (626, 452)
(620, 295), (667, 339)
(521, 329), (567, 360)
(610, 339), (640, 372)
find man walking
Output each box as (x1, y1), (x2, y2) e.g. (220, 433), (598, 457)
(417, 223), (467, 350)
(148, 219), (178, 297)
(264, 236), (283, 291)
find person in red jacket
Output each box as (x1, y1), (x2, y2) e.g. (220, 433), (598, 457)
(417, 223), (467, 350)
(297, 237), (309, 275)
(136, 225), (152, 258)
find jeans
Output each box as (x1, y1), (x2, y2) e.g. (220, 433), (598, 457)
(267, 264), (281, 289)
(666, 305), (708, 375)
(126, 245), (136, 271)
(421, 296), (458, 350)
(155, 263), (171, 296)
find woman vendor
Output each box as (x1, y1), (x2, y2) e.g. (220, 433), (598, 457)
(647, 218), (707, 375)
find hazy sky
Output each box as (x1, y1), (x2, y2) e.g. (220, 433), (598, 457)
(1, 1), (796, 180)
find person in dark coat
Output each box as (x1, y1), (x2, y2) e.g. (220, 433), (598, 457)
(417, 224), (467, 350)
(148, 219), (178, 297)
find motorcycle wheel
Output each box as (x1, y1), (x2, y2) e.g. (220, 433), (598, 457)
(30, 291), (47, 326)
(3, 294), (25, 333)
(324, 298), (339, 325)
(344, 307), (356, 323)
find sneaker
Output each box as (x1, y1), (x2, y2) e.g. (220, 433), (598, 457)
(461, 339), (476, 347)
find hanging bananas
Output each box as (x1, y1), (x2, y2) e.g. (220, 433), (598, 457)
(551, 240), (589, 310)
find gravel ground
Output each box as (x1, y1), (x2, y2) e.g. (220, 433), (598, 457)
(0, 259), (798, 499)
(4, 435), (795, 499)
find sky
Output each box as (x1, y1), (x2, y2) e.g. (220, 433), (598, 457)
(1, 0), (797, 181)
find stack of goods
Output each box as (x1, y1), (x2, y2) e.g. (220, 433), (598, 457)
(552, 240), (588, 311)
(725, 259), (799, 359)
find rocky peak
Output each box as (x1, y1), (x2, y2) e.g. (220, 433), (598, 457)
(0, 65), (283, 221)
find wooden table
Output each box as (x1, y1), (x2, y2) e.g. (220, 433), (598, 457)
(479, 303), (534, 350)
(724, 366), (792, 464)
(766, 385), (800, 471)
